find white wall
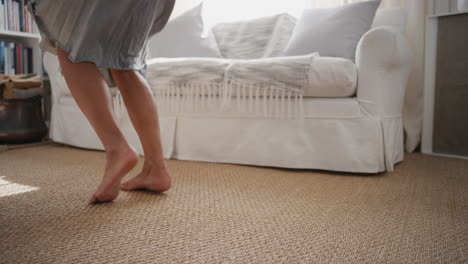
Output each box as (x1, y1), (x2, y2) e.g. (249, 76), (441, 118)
(430, 0), (461, 15)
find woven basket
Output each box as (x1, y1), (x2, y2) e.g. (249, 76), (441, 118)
(1, 73), (42, 100)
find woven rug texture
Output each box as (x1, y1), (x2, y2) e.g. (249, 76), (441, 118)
(0, 144), (467, 263)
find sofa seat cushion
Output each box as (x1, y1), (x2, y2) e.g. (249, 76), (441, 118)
(305, 56), (357, 97)
(302, 97), (362, 118)
(146, 55), (357, 98)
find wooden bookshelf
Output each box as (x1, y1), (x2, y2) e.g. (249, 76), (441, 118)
(0, 0), (43, 77)
(0, 0), (49, 127)
(0, 31), (43, 77)
(0, 29), (39, 38)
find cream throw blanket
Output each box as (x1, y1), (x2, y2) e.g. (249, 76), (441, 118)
(115, 53), (319, 119)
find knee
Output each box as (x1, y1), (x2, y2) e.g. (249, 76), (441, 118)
(110, 68), (135, 75)
(109, 69), (141, 89)
(109, 68), (138, 80)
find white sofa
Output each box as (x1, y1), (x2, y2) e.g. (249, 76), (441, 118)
(43, 8), (412, 173)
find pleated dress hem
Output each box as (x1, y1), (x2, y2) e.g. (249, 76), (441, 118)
(26, 0), (176, 86)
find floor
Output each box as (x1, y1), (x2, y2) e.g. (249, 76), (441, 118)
(0, 143), (467, 263)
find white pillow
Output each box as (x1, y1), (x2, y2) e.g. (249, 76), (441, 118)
(212, 14), (294, 59)
(147, 3), (221, 58)
(283, 0), (381, 61)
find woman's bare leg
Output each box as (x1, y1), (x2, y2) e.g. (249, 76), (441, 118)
(56, 46), (139, 203)
(109, 69), (171, 192)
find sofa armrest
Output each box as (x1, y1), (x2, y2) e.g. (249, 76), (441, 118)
(355, 26), (412, 117)
(43, 51), (61, 77)
(42, 51), (66, 102)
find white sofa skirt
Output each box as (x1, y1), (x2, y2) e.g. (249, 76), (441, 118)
(50, 95), (403, 173)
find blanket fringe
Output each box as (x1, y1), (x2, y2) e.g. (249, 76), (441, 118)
(113, 83), (304, 119)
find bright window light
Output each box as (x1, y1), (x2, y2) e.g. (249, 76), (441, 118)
(0, 176), (39, 198)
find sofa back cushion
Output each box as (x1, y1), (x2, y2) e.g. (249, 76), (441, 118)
(147, 3), (221, 58)
(282, 0), (381, 61)
(147, 3), (403, 60)
(212, 13), (296, 59)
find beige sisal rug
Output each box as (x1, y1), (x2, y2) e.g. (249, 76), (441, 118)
(0, 143), (467, 263)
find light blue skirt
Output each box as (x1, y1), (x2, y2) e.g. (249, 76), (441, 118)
(26, 0), (175, 85)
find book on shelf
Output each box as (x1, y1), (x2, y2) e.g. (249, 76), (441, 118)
(0, 40), (34, 75)
(0, 0), (37, 33)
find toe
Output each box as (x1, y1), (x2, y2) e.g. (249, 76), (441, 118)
(89, 195), (98, 204)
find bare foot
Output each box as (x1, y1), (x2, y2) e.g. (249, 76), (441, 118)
(120, 160), (171, 193)
(90, 145), (139, 203)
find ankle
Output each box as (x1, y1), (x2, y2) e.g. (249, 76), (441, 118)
(105, 141), (132, 156)
(144, 158), (167, 172)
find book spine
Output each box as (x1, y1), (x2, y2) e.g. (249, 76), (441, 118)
(9, 42), (14, 74)
(24, 0), (27, 32)
(12, 0), (15, 31)
(0, 1), (4, 31)
(16, 42), (21, 74)
(29, 8), (31, 32)
(16, 1), (19, 32)
(7, 0), (11, 31)
(19, 0), (23, 31)
(13, 42), (17, 73)
(5, 0), (7, 31)
(12, 0), (15, 32)
(27, 46), (32, 73)
(0, 41), (4, 74)
(4, 42), (8, 75)
(14, 0), (17, 31)
(19, 43), (21, 74)
(21, 44), (25, 74)
(22, 45), (27, 73)
(3, 0), (8, 32)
